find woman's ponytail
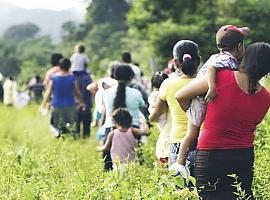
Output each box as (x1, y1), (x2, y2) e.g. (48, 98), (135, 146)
(112, 64), (134, 110)
(181, 54), (197, 76)
(173, 40), (200, 77)
(113, 81), (126, 110)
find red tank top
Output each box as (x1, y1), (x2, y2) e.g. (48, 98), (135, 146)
(197, 70), (270, 150)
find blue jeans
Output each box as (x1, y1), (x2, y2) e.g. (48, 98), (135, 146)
(74, 72), (93, 138)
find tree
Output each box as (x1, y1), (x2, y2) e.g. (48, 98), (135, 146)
(0, 56), (21, 77)
(230, 0), (270, 44)
(81, 0), (131, 75)
(128, 0), (219, 67)
(61, 21), (77, 41)
(85, 0), (130, 31)
(0, 39), (21, 77)
(3, 23), (40, 43)
(17, 36), (54, 66)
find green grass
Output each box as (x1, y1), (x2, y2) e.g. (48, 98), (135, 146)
(0, 104), (269, 199)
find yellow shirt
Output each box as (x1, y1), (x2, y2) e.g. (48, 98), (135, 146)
(159, 77), (192, 143)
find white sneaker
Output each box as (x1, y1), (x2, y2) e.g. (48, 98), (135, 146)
(50, 125), (60, 138)
(169, 162), (190, 180)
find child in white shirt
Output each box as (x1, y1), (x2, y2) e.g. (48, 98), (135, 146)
(148, 72), (171, 164)
(70, 44), (89, 74)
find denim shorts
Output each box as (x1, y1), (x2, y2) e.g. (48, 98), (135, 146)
(187, 96), (207, 127)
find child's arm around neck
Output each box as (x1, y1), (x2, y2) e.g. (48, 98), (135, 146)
(205, 65), (217, 102)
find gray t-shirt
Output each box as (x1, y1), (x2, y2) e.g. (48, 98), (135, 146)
(70, 53), (89, 72)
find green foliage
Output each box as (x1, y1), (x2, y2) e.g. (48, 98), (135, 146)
(57, 0), (132, 77)
(17, 36), (54, 66)
(128, 0), (270, 68)
(61, 21), (78, 42)
(228, 174), (252, 200)
(0, 39), (21, 77)
(61, 21), (85, 42)
(2, 0), (270, 79)
(253, 113), (270, 200)
(85, 0), (130, 30)
(0, 105), (200, 199)
(0, 55), (21, 77)
(147, 21), (206, 67)
(0, 101), (269, 199)
(3, 23), (40, 44)
(0, 25), (54, 80)
(18, 61), (49, 85)
(1, 101), (270, 199)
(230, 0), (270, 43)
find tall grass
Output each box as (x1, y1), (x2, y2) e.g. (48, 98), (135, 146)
(0, 104), (269, 199)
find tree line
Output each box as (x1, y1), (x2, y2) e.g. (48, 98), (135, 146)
(0, 0), (269, 82)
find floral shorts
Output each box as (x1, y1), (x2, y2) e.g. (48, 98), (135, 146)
(168, 143), (197, 168)
(187, 96), (207, 127)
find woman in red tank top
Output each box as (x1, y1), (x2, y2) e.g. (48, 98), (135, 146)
(176, 42), (270, 199)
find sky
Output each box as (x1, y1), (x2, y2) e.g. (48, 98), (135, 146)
(0, 0), (89, 12)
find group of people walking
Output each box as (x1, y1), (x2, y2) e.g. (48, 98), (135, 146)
(149, 25), (270, 199)
(41, 46), (151, 172)
(41, 44), (93, 139)
(1, 23), (269, 200)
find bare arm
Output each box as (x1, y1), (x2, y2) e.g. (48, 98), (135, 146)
(205, 65), (217, 102)
(149, 97), (168, 122)
(97, 131), (113, 152)
(86, 81), (98, 94)
(133, 120), (150, 136)
(177, 121), (200, 165)
(175, 75), (208, 112)
(41, 80), (52, 108)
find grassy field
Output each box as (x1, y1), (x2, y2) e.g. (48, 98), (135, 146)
(0, 104), (269, 199)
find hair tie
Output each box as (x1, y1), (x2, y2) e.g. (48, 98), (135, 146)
(183, 54), (192, 61)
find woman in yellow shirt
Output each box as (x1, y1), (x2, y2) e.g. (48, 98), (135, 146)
(150, 40), (200, 168)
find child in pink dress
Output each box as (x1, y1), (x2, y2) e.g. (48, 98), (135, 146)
(97, 108), (149, 168)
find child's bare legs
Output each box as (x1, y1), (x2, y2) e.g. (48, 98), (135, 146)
(177, 120), (200, 165)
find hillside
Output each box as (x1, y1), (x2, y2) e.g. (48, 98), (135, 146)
(0, 3), (84, 43)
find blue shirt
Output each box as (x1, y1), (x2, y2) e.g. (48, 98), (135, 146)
(51, 75), (76, 108)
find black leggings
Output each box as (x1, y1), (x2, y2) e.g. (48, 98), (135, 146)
(195, 148), (254, 200)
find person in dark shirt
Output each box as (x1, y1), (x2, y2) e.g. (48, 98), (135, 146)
(29, 75), (44, 102)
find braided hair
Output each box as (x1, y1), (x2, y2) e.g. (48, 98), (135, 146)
(240, 42), (270, 94)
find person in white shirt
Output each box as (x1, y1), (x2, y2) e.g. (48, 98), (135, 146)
(70, 44), (89, 74)
(3, 76), (17, 106)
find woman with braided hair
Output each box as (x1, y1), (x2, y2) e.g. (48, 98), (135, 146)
(176, 42), (270, 199)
